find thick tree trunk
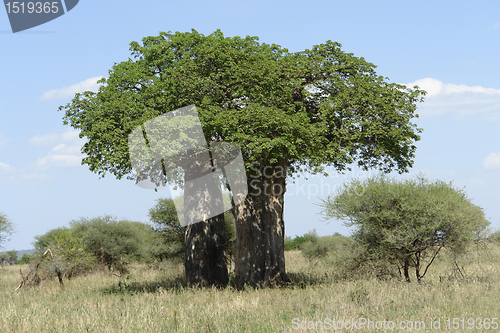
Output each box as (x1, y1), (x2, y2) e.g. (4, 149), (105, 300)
(183, 152), (229, 287)
(185, 214), (228, 287)
(233, 158), (289, 289)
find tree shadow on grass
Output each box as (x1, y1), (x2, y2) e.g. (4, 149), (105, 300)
(286, 271), (336, 289)
(101, 276), (188, 295)
(100, 271), (335, 294)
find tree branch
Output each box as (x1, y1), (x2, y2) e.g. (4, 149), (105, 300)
(420, 246), (442, 279)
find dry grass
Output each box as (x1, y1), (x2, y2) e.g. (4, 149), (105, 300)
(1, 243), (500, 332)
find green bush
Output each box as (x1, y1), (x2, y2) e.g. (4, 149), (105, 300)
(285, 235), (310, 251)
(0, 251), (18, 266)
(40, 227), (96, 279)
(17, 253), (32, 265)
(301, 232), (353, 260)
(33, 216), (170, 277)
(70, 216), (167, 274)
(285, 230), (323, 251)
(319, 173), (491, 282)
(488, 230), (500, 244)
(0, 253), (7, 266)
(297, 232), (387, 280)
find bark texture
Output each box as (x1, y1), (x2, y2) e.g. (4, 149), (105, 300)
(233, 159), (289, 289)
(183, 152), (229, 287)
(185, 214), (228, 287)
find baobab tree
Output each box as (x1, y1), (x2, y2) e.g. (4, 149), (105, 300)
(61, 29), (425, 288)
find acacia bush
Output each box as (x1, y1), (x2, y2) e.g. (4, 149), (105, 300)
(17, 253), (32, 265)
(38, 227), (96, 280)
(32, 216), (170, 278)
(0, 253), (7, 266)
(319, 174), (490, 282)
(71, 216), (171, 274)
(0, 251), (17, 266)
(488, 230), (500, 244)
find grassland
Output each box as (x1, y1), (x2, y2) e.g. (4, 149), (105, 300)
(1, 243), (500, 332)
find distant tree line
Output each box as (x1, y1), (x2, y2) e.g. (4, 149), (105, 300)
(0, 250), (18, 266)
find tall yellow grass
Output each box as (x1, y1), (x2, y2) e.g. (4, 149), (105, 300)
(1, 243), (499, 332)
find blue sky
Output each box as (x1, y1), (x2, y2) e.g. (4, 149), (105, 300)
(1, 0), (499, 251)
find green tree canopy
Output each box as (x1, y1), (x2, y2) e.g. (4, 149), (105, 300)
(149, 197), (185, 248)
(61, 29), (424, 178)
(319, 174), (490, 282)
(36, 227), (96, 279)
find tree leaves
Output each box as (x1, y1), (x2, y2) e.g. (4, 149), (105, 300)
(60, 30), (425, 182)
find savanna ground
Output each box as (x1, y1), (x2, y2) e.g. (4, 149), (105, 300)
(1, 243), (500, 332)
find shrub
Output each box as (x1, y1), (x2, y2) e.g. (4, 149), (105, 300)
(285, 235), (311, 251)
(32, 216), (170, 277)
(319, 173), (491, 282)
(35, 227), (96, 279)
(18, 253), (32, 265)
(301, 232), (351, 260)
(71, 217), (144, 274)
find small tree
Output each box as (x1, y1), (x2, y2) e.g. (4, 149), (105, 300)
(6, 250), (17, 265)
(0, 253), (7, 266)
(0, 212), (14, 249)
(33, 227), (95, 279)
(149, 198), (185, 259)
(31, 217), (168, 282)
(70, 216), (140, 274)
(34, 227), (68, 251)
(18, 253), (32, 265)
(319, 174), (490, 282)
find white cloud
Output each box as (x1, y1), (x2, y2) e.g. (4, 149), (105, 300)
(0, 134), (11, 147)
(483, 152), (500, 170)
(0, 162), (14, 172)
(0, 169), (53, 185)
(490, 22), (500, 29)
(35, 145), (84, 168)
(28, 129), (86, 169)
(406, 77), (500, 97)
(28, 133), (60, 146)
(406, 78), (444, 97)
(40, 76), (104, 101)
(405, 78), (500, 120)
(34, 143), (85, 168)
(28, 129), (81, 146)
(0, 130), (85, 184)
(0, 162), (54, 185)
